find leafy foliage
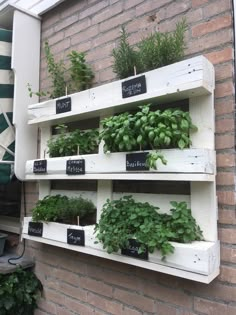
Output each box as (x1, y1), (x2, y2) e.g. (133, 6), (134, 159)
(0, 268), (42, 315)
(32, 194), (96, 225)
(47, 124), (99, 157)
(44, 41), (67, 99)
(68, 51), (94, 91)
(138, 19), (187, 71)
(112, 26), (142, 79)
(99, 104), (197, 168)
(112, 19), (187, 79)
(95, 196), (203, 258)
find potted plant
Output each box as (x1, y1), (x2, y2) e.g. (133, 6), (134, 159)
(99, 104), (197, 169)
(47, 124), (99, 158)
(94, 196), (203, 259)
(32, 194), (96, 226)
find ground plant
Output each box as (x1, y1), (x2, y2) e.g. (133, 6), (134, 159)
(112, 19), (187, 79)
(32, 194), (96, 225)
(95, 196), (203, 258)
(0, 267), (42, 315)
(47, 124), (99, 157)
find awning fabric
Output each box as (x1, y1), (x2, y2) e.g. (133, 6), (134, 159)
(0, 28), (14, 184)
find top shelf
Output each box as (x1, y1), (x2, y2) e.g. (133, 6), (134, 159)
(28, 55), (214, 126)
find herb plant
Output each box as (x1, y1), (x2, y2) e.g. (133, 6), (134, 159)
(44, 41), (67, 98)
(32, 194), (96, 225)
(68, 51), (94, 91)
(47, 124), (99, 157)
(95, 196), (203, 258)
(112, 26), (142, 79)
(112, 19), (187, 79)
(0, 267), (42, 315)
(99, 104), (197, 168)
(138, 19), (187, 71)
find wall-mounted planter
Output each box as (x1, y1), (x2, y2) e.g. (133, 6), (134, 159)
(25, 148), (215, 181)
(22, 217), (219, 283)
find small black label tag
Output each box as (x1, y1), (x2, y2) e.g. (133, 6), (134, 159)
(33, 160), (47, 174)
(67, 229), (85, 246)
(121, 239), (148, 260)
(28, 222), (43, 237)
(122, 75), (147, 98)
(56, 97), (71, 114)
(66, 159), (85, 175)
(126, 152), (149, 171)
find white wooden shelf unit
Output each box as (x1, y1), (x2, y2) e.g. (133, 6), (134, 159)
(22, 55), (219, 283)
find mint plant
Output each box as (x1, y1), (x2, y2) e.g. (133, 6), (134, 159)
(95, 196), (203, 259)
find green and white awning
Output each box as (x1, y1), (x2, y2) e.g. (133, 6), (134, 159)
(0, 28), (14, 184)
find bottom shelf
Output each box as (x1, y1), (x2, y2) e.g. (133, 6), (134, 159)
(22, 218), (220, 283)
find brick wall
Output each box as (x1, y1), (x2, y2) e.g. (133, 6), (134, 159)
(25, 0), (236, 314)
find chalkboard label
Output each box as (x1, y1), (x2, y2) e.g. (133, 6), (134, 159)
(33, 160), (47, 174)
(56, 97), (71, 114)
(121, 239), (148, 260)
(28, 222), (43, 237)
(66, 159), (85, 175)
(126, 152), (149, 171)
(67, 229), (85, 246)
(122, 75), (147, 98)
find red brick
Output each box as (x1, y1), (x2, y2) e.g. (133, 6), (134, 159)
(59, 282), (87, 302)
(221, 246), (236, 263)
(37, 300), (57, 315)
(100, 10), (134, 32)
(156, 302), (177, 315)
(216, 172), (235, 186)
(215, 135), (235, 149)
(192, 15), (232, 37)
(56, 306), (75, 315)
(187, 8), (203, 23)
(219, 227), (236, 243)
(192, 0), (208, 8)
(215, 98), (234, 116)
(219, 209), (236, 225)
(203, 0), (231, 18)
(54, 269), (80, 286)
(91, 2), (123, 24)
(114, 288), (156, 313)
(44, 288), (66, 305)
(138, 281), (192, 308)
(215, 81), (234, 98)
(215, 63), (233, 82)
(165, 1), (191, 19)
(216, 118), (235, 133)
(64, 297), (94, 314)
(135, 0), (172, 17)
(87, 292), (123, 314)
(99, 67), (116, 83)
(186, 29), (232, 55)
(219, 265), (236, 284)
(194, 297), (228, 315)
(79, 277), (113, 297)
(35, 310), (47, 315)
(122, 307), (142, 315)
(205, 47), (233, 65)
(124, 0), (144, 10)
(54, 15), (79, 32)
(71, 25), (99, 46)
(93, 29), (121, 48)
(216, 153), (235, 167)
(217, 191), (236, 205)
(65, 18), (91, 38)
(79, 1), (109, 20)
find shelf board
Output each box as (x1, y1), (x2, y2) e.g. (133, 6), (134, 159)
(28, 55), (214, 126)
(22, 218), (220, 283)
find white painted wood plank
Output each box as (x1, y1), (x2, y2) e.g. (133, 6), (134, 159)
(25, 172), (215, 182)
(97, 180), (112, 220)
(0, 69), (14, 84)
(25, 149), (216, 175)
(28, 56), (214, 126)
(22, 218), (220, 282)
(190, 94), (215, 149)
(191, 182), (217, 242)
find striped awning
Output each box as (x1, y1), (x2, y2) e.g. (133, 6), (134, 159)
(0, 28), (14, 184)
